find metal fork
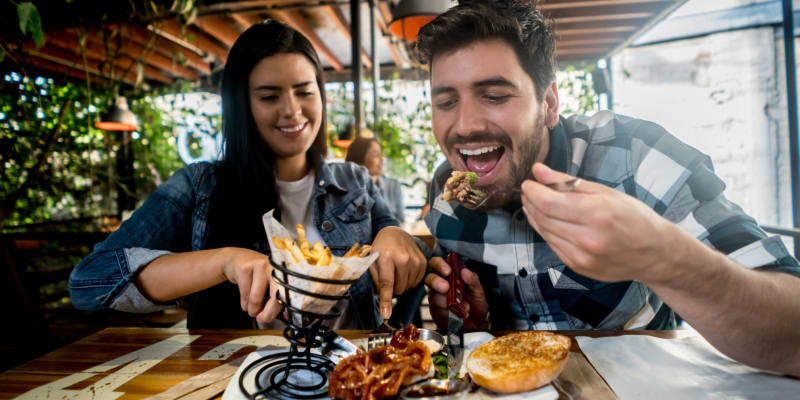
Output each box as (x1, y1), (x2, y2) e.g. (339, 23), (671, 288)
(367, 320), (396, 349)
(462, 178), (581, 210)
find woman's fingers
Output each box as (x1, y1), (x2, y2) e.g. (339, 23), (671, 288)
(247, 261), (268, 317)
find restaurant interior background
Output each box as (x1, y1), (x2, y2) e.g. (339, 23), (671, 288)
(2, 0), (800, 374)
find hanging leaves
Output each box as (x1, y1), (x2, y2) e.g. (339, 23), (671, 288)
(17, 2), (45, 49)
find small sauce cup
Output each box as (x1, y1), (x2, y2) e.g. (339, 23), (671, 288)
(399, 379), (469, 400)
(417, 329), (444, 354)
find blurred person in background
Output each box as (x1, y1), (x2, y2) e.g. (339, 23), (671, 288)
(346, 134), (406, 223)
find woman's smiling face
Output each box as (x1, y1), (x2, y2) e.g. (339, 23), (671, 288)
(248, 53), (322, 162)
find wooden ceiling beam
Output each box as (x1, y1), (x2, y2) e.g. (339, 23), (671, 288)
(193, 16), (241, 48)
(24, 56), (107, 85)
(118, 23), (211, 75)
(229, 12), (265, 31)
(47, 33), (173, 84)
(556, 26), (637, 36)
(325, 5), (372, 70)
(154, 20), (229, 62)
(18, 43), (141, 86)
(48, 28), (197, 81)
(375, 2), (405, 68)
(270, 9), (344, 71)
(541, 1), (675, 19)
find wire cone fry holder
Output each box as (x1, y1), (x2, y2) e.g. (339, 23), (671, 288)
(238, 258), (360, 399)
(238, 211), (378, 399)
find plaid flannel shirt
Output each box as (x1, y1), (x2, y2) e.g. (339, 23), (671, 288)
(425, 110), (800, 331)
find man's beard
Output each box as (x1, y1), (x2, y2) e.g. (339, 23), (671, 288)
(477, 120), (546, 209)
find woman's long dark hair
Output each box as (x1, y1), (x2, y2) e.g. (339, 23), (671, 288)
(190, 20), (328, 329)
(208, 20), (327, 249)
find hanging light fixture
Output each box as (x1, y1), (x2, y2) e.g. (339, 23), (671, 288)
(95, 96), (139, 131)
(388, 0), (453, 42)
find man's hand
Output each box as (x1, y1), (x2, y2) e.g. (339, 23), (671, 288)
(520, 163), (677, 284)
(221, 247), (282, 324)
(370, 226), (427, 319)
(424, 257), (489, 331)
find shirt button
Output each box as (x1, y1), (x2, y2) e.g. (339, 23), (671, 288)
(356, 205), (366, 215)
(321, 220), (334, 232)
(518, 269), (528, 278)
(529, 313), (540, 322)
(319, 180), (325, 186)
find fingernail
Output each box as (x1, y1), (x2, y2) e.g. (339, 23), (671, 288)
(442, 265), (450, 275)
(381, 304), (391, 319)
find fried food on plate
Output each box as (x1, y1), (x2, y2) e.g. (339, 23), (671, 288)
(329, 325), (431, 400)
(466, 331), (570, 394)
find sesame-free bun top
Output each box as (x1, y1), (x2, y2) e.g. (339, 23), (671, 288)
(466, 331), (571, 394)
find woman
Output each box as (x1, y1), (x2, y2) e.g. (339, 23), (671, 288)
(69, 20), (426, 329)
(345, 135), (405, 223)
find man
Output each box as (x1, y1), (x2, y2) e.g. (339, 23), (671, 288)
(419, 0), (800, 376)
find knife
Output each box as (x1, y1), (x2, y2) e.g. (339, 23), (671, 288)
(446, 252), (467, 381)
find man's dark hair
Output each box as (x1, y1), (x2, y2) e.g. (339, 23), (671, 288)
(416, 0), (557, 100)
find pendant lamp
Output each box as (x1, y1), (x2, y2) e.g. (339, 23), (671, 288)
(95, 96), (139, 131)
(388, 0), (453, 42)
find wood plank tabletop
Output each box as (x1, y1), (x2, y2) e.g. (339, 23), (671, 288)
(0, 327), (697, 400)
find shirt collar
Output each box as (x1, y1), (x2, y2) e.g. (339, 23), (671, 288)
(315, 161), (349, 192)
(543, 117), (570, 174)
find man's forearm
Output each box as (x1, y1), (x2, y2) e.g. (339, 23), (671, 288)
(647, 225), (800, 376)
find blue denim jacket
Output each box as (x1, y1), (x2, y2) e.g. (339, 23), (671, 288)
(69, 160), (409, 329)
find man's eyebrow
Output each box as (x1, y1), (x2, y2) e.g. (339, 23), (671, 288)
(473, 77), (516, 89)
(431, 86), (456, 96)
(431, 77), (516, 96)
(253, 81), (314, 91)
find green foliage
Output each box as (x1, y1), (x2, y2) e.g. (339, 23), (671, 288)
(0, 71), (201, 228)
(558, 65), (599, 116)
(16, 2), (44, 49)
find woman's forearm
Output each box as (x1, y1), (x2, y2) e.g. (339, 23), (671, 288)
(135, 248), (231, 302)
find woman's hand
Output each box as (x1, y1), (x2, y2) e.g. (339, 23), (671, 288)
(370, 226), (427, 319)
(220, 247), (282, 324)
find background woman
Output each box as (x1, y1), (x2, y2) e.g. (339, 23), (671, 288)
(346, 135), (405, 223)
(69, 20), (426, 329)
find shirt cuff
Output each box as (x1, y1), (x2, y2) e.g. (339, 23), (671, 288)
(108, 248), (174, 313)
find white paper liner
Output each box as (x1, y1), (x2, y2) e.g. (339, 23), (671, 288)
(262, 210), (377, 318)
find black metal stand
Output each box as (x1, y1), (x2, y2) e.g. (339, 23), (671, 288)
(238, 259), (360, 399)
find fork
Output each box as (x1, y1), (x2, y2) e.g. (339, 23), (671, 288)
(462, 178), (580, 210)
(367, 320), (396, 349)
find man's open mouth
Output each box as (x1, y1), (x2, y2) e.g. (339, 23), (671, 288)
(457, 145), (507, 185)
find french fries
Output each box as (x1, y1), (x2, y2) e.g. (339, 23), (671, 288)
(271, 224), (369, 266)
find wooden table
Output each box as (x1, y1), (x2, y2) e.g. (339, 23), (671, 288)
(0, 327), (697, 399)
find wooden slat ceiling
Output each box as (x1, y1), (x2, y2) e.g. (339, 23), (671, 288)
(2, 0), (686, 87)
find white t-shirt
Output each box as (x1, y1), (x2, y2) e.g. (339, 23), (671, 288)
(275, 171), (325, 246)
(266, 172), (355, 330)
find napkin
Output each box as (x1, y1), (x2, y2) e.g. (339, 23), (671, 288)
(576, 334), (800, 400)
(462, 332), (559, 400)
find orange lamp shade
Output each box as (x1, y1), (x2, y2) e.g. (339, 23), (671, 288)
(332, 139), (353, 149)
(94, 121), (138, 131)
(95, 97), (139, 132)
(388, 15), (437, 42)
